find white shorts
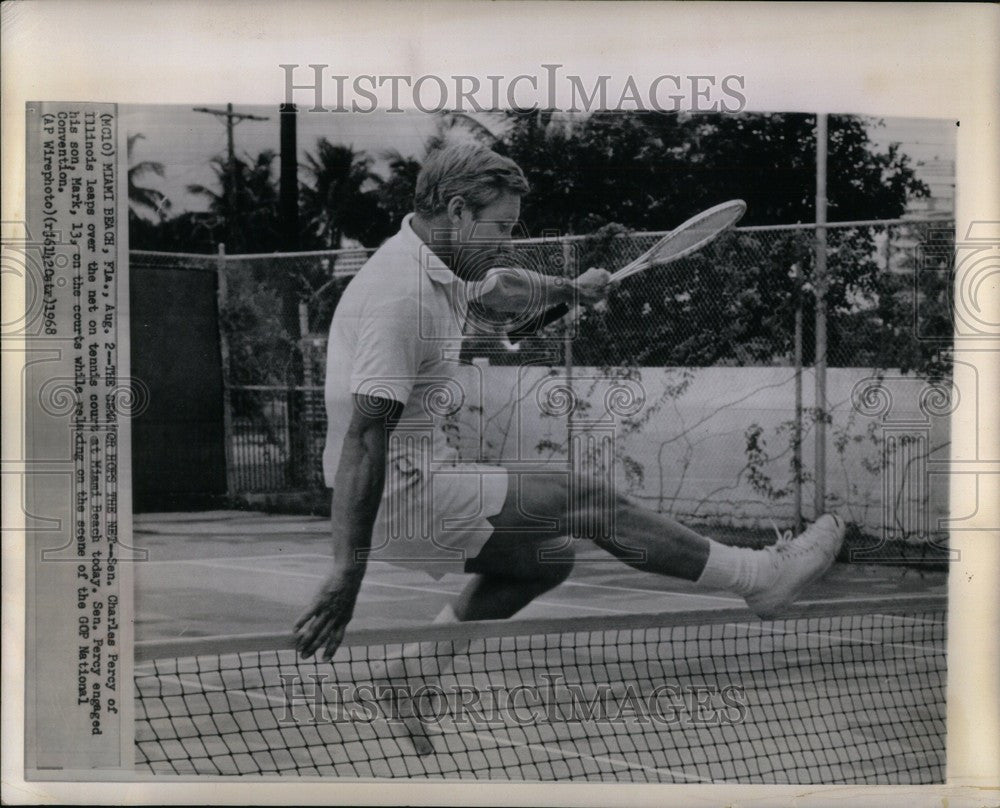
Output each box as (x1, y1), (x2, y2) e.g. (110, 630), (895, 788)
(366, 457), (509, 579)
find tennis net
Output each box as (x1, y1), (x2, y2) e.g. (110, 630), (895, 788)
(135, 595), (946, 783)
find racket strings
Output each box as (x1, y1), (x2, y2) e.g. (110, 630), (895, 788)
(610, 201), (745, 283)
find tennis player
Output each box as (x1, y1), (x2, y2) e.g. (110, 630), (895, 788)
(295, 142), (845, 663)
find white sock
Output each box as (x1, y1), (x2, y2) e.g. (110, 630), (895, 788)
(696, 541), (765, 596)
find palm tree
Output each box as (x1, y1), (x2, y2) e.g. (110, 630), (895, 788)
(426, 110), (503, 151)
(377, 149), (422, 230)
(188, 150), (281, 253)
(300, 139), (384, 249)
(127, 133), (170, 220)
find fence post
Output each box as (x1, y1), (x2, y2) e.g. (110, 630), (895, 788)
(562, 239), (575, 468)
(297, 301), (315, 487)
(216, 242), (237, 498)
(793, 261), (804, 533)
(299, 302), (313, 386)
(814, 114), (829, 518)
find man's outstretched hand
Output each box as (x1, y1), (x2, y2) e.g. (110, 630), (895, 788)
(505, 266), (612, 344)
(573, 267), (612, 306)
(294, 571), (363, 661)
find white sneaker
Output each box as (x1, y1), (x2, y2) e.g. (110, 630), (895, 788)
(744, 514), (846, 619)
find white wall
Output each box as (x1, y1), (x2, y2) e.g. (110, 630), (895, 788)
(454, 363), (954, 538)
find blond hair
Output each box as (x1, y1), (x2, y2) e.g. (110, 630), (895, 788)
(414, 142), (529, 217)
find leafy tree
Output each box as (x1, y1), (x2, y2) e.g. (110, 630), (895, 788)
(219, 265), (297, 386)
(299, 139), (388, 248)
(377, 149), (422, 231)
(128, 133), (175, 251)
(187, 150), (282, 253)
(492, 110), (588, 233)
(135, 210), (222, 253)
(127, 134), (171, 221)
(681, 114), (926, 224)
(498, 111), (928, 233)
(826, 222), (954, 379)
(129, 210), (215, 252)
(483, 110), (943, 375)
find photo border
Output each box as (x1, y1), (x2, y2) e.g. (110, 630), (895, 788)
(3, 1), (998, 804)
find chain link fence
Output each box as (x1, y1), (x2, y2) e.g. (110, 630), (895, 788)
(131, 219), (955, 544)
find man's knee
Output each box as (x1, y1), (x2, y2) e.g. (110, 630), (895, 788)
(569, 472), (628, 504)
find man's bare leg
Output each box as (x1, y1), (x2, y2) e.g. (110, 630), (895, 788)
(447, 533), (575, 620)
(488, 470), (712, 577)
(386, 467), (843, 752)
(469, 468), (844, 618)
(424, 469), (715, 633)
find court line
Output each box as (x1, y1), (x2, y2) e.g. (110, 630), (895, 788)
(135, 529), (330, 537)
(881, 612), (947, 627)
(358, 578), (630, 614)
(791, 594), (947, 609)
(448, 725), (713, 783)
(230, 552), (330, 561)
(144, 552), (330, 563)
(563, 580), (742, 604)
(156, 557), (633, 615)
(159, 557), (462, 595)
(745, 621), (944, 654)
(136, 671), (289, 711)
(222, 555), (737, 609)
(144, 558), (945, 621)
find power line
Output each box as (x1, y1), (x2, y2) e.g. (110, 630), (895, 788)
(192, 103), (270, 166)
(193, 104), (270, 249)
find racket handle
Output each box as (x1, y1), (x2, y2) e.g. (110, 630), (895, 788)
(506, 302), (570, 345)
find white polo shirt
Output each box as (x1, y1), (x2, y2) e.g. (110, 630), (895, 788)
(322, 214), (470, 484)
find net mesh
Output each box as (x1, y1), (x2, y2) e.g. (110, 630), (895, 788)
(135, 598), (946, 783)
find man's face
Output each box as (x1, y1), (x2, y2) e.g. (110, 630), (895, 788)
(452, 192), (521, 281)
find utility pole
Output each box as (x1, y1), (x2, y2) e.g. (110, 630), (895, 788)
(193, 103), (270, 250)
(279, 103), (300, 253)
(277, 102), (307, 487)
(278, 101), (301, 337)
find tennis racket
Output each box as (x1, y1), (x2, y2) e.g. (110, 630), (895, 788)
(507, 199), (747, 344)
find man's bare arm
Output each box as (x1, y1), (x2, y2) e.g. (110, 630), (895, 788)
(480, 266), (611, 342)
(470, 267), (576, 314)
(295, 394), (403, 661)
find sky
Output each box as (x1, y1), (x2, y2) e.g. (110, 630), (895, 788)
(122, 105), (957, 219)
(123, 104), (441, 215)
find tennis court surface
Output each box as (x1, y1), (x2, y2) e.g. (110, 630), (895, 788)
(133, 511), (947, 783)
